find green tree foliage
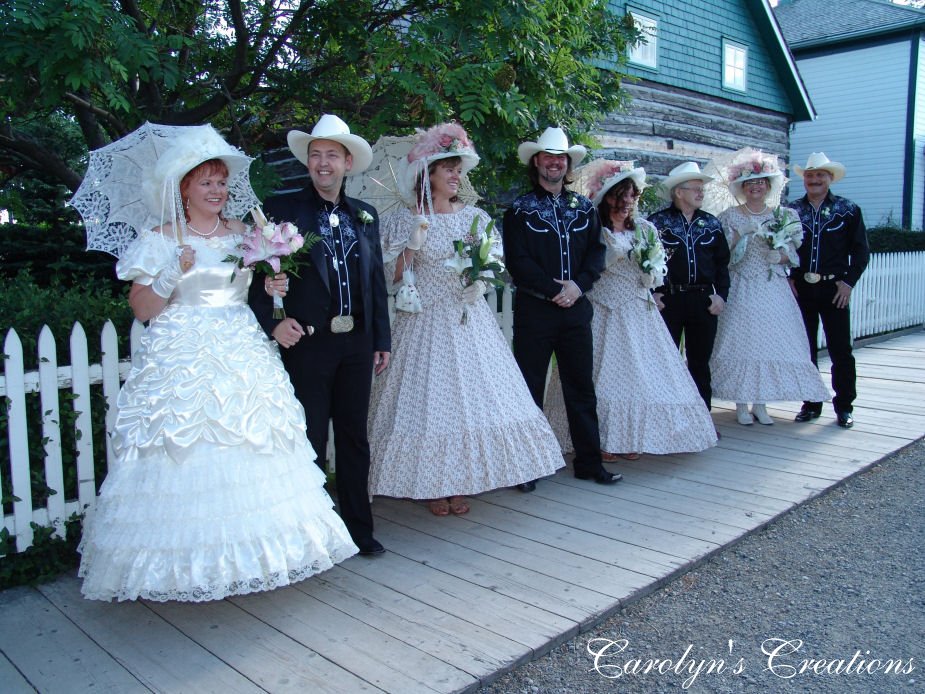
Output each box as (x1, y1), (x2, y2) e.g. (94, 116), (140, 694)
(1, 0), (639, 217)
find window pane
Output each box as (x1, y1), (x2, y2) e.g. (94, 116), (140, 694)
(723, 43), (747, 91)
(629, 13), (657, 68)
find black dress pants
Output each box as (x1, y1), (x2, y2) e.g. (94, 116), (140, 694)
(796, 278), (856, 414)
(512, 293), (603, 476)
(660, 290), (718, 410)
(282, 327), (376, 545)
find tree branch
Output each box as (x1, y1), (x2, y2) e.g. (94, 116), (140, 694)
(0, 124), (83, 192)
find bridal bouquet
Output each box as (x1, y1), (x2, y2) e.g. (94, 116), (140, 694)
(443, 215), (506, 323)
(226, 215), (319, 318)
(629, 224), (668, 302)
(759, 207), (802, 278)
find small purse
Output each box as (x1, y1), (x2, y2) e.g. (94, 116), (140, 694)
(394, 257), (423, 314)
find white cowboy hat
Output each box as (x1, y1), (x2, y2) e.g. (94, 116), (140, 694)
(586, 161), (647, 209)
(287, 114), (374, 174)
(661, 161), (714, 192)
(399, 122), (480, 201)
(792, 152), (846, 182)
(517, 127), (587, 168)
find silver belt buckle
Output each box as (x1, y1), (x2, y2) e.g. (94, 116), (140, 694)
(330, 315), (354, 333)
(803, 272), (821, 284)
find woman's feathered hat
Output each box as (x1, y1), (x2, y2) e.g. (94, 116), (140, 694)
(141, 125), (254, 236)
(583, 159), (647, 209)
(726, 149), (785, 204)
(398, 122), (480, 201)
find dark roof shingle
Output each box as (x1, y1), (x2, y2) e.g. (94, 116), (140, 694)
(774, 0), (925, 48)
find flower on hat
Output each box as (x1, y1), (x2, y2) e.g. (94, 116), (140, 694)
(586, 160), (635, 202)
(728, 151), (780, 183)
(407, 122), (475, 164)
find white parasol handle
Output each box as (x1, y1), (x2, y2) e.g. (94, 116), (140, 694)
(251, 207), (268, 228)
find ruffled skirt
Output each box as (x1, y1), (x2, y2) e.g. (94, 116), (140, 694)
(78, 303), (357, 601)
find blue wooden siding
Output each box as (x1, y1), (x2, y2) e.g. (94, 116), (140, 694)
(913, 38), (925, 229)
(788, 40), (910, 227)
(608, 0), (795, 115)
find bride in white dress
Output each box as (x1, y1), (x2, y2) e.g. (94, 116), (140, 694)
(78, 129), (357, 602)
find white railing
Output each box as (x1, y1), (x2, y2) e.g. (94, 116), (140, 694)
(844, 252), (925, 346)
(1, 253), (921, 552)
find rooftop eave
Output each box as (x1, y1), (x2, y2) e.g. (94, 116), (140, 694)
(752, 0), (816, 123)
(789, 21), (925, 51)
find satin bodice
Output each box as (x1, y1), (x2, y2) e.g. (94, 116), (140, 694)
(169, 236), (252, 307)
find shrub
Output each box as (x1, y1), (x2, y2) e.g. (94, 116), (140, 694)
(867, 226), (925, 253)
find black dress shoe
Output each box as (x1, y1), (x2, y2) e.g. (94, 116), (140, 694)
(355, 538), (386, 556)
(794, 405), (821, 422)
(836, 411), (854, 429)
(516, 480), (537, 493)
(574, 469), (623, 485)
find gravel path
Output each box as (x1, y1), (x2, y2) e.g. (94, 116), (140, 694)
(481, 436), (925, 694)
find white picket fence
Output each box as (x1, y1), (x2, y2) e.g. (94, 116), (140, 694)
(1, 253), (923, 552)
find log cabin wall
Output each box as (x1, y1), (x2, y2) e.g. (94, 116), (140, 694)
(593, 79), (792, 180)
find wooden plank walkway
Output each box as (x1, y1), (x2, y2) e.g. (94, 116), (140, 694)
(2, 329), (923, 693)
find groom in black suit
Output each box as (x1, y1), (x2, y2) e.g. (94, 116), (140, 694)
(249, 114), (391, 555)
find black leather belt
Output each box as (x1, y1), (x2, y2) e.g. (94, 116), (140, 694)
(666, 284), (711, 294)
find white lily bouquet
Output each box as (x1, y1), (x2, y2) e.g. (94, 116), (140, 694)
(760, 207), (802, 279)
(629, 224), (668, 306)
(443, 215), (506, 323)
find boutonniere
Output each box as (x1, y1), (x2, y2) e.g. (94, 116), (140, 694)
(697, 219), (706, 227)
(821, 207), (831, 218)
(358, 209), (374, 224)
(568, 195), (579, 209)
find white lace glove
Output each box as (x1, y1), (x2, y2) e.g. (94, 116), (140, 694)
(407, 215), (429, 250)
(640, 272), (658, 289)
(150, 256), (184, 298)
(462, 279), (488, 304)
(765, 249), (783, 265)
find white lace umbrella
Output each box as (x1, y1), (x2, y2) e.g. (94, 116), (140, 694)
(69, 122), (260, 257)
(346, 134), (479, 216)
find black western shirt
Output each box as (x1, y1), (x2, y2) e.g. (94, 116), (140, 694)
(502, 186), (606, 299)
(786, 193), (869, 287)
(648, 205), (731, 301)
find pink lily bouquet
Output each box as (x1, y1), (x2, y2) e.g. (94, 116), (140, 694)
(225, 213), (319, 318)
(443, 215), (506, 323)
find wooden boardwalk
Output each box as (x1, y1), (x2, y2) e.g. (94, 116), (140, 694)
(2, 330), (923, 694)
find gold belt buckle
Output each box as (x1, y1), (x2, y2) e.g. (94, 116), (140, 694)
(803, 272), (821, 284)
(330, 315), (354, 333)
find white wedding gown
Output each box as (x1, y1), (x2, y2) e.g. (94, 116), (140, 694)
(78, 231), (357, 602)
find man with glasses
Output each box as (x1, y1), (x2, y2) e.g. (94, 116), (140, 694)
(648, 162), (730, 412)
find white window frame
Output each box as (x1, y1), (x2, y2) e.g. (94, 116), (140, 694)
(723, 40), (748, 92)
(628, 11), (658, 69)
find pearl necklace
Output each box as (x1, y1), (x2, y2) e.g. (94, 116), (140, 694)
(187, 217), (221, 237)
(744, 205), (769, 216)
